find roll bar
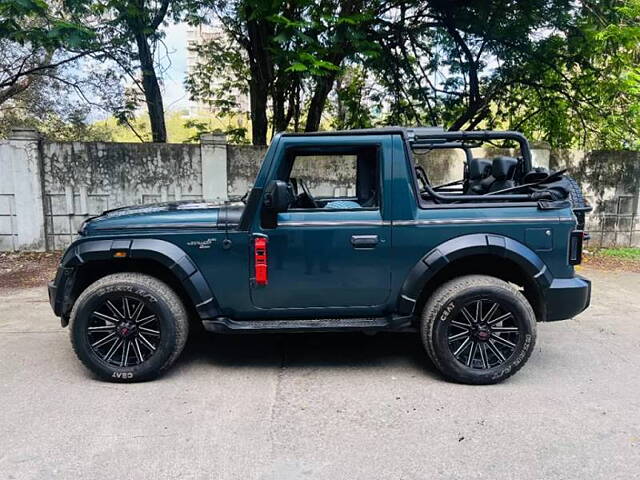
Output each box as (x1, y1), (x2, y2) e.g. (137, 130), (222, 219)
(405, 129), (533, 172)
(403, 129), (537, 203)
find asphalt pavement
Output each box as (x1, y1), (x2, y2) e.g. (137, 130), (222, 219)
(0, 266), (638, 480)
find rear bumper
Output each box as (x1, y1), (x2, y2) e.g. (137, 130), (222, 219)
(544, 275), (591, 321)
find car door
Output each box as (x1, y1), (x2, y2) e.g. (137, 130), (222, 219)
(249, 138), (392, 313)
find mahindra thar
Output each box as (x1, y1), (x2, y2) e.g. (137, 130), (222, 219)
(48, 127), (591, 384)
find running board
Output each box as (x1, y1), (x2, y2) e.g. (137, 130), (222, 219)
(202, 316), (413, 334)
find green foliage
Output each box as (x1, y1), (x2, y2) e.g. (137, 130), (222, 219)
(330, 67), (373, 130)
(598, 247), (640, 260)
(0, 0), (95, 48)
(3, 0), (640, 150)
(93, 110), (250, 144)
(357, 1), (640, 149)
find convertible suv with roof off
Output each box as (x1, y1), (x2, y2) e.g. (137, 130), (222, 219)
(49, 127), (591, 384)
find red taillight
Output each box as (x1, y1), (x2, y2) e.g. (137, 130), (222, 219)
(254, 236), (268, 285)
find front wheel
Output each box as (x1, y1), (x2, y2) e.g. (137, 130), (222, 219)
(69, 273), (189, 382)
(421, 275), (536, 385)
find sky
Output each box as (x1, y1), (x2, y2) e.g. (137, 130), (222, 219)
(158, 22), (190, 111)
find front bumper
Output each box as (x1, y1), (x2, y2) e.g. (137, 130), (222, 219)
(544, 274), (591, 321)
(47, 280), (57, 313)
(48, 266), (75, 327)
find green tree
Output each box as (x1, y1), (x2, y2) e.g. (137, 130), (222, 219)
(365, 0), (640, 148)
(80, 0), (202, 143)
(0, 0), (95, 106)
(188, 0), (380, 145)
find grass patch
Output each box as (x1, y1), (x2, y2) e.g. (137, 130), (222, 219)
(597, 248), (640, 260)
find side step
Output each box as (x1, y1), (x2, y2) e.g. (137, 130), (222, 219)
(202, 316), (413, 334)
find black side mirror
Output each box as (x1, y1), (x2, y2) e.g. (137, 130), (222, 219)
(263, 180), (292, 213)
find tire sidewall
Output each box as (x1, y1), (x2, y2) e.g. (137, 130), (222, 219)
(71, 281), (179, 382)
(429, 285), (535, 384)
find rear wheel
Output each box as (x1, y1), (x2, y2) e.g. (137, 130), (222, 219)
(69, 273), (189, 382)
(421, 275), (536, 384)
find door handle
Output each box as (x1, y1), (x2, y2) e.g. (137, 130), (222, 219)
(351, 235), (379, 249)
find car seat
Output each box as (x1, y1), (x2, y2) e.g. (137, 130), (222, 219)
(487, 156), (518, 192)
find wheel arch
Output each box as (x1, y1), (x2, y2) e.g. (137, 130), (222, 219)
(59, 238), (219, 325)
(398, 234), (551, 323)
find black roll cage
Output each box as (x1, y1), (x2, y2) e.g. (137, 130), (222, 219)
(403, 128), (535, 203)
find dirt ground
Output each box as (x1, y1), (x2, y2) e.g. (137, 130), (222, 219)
(0, 251), (61, 290)
(582, 249), (640, 273)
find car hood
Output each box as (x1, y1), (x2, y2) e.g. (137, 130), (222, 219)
(80, 200), (244, 235)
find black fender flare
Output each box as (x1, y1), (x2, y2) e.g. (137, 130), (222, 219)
(59, 238), (219, 320)
(397, 233), (552, 316)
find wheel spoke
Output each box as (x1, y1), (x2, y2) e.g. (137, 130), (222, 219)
(104, 338), (124, 362)
(88, 324), (116, 332)
(106, 300), (125, 320)
(466, 341), (477, 366)
(453, 337), (471, 356)
(474, 300), (482, 322)
(482, 302), (499, 323)
(133, 338), (144, 363)
(138, 333), (156, 352)
(91, 332), (117, 348)
(92, 311), (120, 324)
(137, 314), (156, 327)
(450, 320), (471, 329)
(491, 333), (516, 349)
(478, 343), (488, 369)
(460, 307), (476, 325)
(122, 340), (131, 367)
(130, 301), (145, 322)
(487, 339), (506, 362)
(491, 326), (519, 333)
(139, 326), (160, 337)
(448, 330), (470, 343)
(123, 297), (132, 319)
(487, 312), (512, 326)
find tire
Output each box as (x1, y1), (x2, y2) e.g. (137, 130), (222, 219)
(421, 275), (536, 385)
(69, 273), (189, 382)
(565, 175), (587, 230)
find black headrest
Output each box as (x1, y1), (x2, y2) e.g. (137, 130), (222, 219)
(468, 158), (492, 179)
(491, 156), (518, 179)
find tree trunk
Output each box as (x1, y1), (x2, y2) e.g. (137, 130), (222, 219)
(304, 73), (338, 132)
(243, 12), (274, 145)
(249, 79), (269, 145)
(134, 32), (167, 143)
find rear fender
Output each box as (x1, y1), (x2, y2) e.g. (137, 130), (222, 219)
(397, 233), (552, 315)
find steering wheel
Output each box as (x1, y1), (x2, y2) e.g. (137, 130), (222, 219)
(297, 178), (318, 208)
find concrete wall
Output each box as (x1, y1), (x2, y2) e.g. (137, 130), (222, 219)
(551, 149), (640, 248)
(0, 127), (637, 250)
(0, 128), (46, 251)
(42, 141), (205, 249)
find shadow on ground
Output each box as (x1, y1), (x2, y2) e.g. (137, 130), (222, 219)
(172, 329), (439, 377)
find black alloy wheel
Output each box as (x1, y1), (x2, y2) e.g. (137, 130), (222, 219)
(446, 299), (521, 370)
(87, 295), (161, 368)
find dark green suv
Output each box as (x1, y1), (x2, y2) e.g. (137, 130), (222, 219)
(49, 127), (591, 384)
